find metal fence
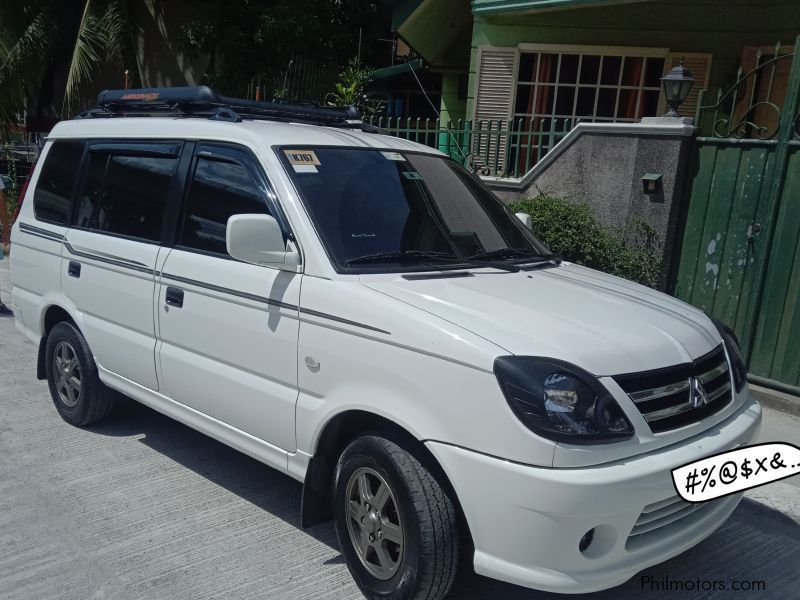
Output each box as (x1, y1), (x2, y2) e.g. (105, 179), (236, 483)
(695, 41), (796, 140)
(274, 54), (338, 104)
(363, 116), (576, 177)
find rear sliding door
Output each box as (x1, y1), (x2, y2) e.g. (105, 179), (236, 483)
(62, 141), (185, 390)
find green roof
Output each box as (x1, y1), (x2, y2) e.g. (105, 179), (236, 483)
(368, 60), (425, 83)
(472, 0), (650, 14)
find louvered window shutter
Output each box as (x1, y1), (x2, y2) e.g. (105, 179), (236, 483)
(472, 47), (518, 174)
(659, 53), (713, 119)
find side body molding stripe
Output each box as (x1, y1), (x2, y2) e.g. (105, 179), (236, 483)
(64, 242), (156, 274)
(19, 222), (66, 241)
(160, 272), (295, 310)
(17, 222), (390, 336)
(160, 272), (391, 336)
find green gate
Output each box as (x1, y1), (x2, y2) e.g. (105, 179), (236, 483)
(675, 37), (800, 393)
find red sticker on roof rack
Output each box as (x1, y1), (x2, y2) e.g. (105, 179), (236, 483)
(120, 92), (160, 102)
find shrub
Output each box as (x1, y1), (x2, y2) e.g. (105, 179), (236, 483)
(2, 144), (20, 225)
(508, 195), (663, 288)
(326, 58), (383, 116)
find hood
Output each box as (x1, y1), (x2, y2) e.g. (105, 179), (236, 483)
(361, 263), (720, 376)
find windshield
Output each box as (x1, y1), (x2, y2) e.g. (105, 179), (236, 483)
(279, 147), (551, 272)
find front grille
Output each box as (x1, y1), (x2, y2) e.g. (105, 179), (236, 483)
(626, 495), (722, 551)
(614, 345), (732, 433)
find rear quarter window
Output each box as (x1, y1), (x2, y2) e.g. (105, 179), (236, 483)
(33, 141), (85, 225)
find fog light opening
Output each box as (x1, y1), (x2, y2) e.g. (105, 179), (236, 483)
(579, 528), (595, 553)
(580, 524), (618, 559)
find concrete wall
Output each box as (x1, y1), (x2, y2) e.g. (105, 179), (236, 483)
(128, 0), (208, 88)
(485, 118), (695, 287)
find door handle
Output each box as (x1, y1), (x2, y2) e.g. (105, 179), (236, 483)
(68, 261), (81, 278)
(165, 287), (184, 308)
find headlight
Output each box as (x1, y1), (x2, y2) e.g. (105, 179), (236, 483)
(708, 315), (747, 393)
(494, 357), (634, 444)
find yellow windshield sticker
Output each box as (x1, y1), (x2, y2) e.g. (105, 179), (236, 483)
(284, 150), (321, 166)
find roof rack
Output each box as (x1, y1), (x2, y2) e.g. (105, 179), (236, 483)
(74, 86), (378, 132)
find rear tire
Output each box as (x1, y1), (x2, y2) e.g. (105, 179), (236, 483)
(45, 322), (114, 426)
(334, 434), (459, 600)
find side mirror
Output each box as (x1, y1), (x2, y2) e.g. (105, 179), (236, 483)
(226, 214), (301, 270)
(515, 212), (532, 229)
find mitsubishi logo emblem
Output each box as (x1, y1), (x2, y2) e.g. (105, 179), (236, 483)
(690, 377), (709, 408)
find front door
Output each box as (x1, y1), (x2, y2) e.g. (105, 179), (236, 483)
(156, 143), (300, 452)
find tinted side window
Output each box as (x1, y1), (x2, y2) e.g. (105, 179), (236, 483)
(178, 153), (270, 256)
(75, 150), (178, 242)
(33, 141), (85, 225)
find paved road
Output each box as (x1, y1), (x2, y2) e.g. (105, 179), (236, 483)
(758, 409), (800, 488)
(1, 256), (799, 599)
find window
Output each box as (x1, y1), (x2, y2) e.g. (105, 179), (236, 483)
(178, 148), (270, 256)
(511, 47), (666, 173)
(75, 145), (178, 242)
(33, 141), (85, 225)
(514, 50), (666, 125)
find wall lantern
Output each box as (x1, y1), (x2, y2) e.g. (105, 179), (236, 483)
(661, 61), (695, 117)
(642, 173), (663, 195)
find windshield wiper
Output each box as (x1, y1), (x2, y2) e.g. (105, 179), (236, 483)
(464, 248), (562, 272)
(345, 250), (462, 266)
(468, 248), (543, 261)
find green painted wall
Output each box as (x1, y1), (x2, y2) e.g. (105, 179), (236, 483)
(465, 0), (800, 120)
(440, 73), (468, 123)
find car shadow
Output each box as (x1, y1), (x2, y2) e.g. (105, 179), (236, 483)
(87, 395), (342, 553)
(89, 396), (800, 599)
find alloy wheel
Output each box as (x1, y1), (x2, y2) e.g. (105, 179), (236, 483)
(345, 466), (405, 580)
(53, 341), (81, 408)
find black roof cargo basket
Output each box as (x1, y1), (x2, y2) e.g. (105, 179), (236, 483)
(75, 86), (376, 131)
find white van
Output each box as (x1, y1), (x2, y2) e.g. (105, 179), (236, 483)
(9, 87), (761, 600)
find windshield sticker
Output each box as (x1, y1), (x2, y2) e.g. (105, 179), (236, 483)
(402, 171), (423, 180)
(381, 151), (406, 161)
(284, 150), (321, 166)
(292, 164), (318, 173)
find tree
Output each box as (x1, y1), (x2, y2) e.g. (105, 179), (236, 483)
(0, 0), (138, 136)
(176, 0), (389, 99)
(0, 0), (391, 135)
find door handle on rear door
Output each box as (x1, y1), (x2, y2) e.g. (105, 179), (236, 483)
(165, 287), (184, 308)
(68, 261), (81, 278)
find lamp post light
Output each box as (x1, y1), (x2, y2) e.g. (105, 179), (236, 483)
(661, 61), (695, 117)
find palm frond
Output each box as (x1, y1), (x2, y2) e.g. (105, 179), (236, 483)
(98, 0), (128, 62)
(63, 0), (104, 115)
(62, 0), (131, 114)
(0, 8), (54, 137)
(117, 0), (144, 87)
(0, 9), (52, 77)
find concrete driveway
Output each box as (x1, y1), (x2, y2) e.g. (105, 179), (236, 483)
(1, 256), (799, 599)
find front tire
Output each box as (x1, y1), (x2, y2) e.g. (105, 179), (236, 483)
(334, 434), (459, 600)
(45, 322), (114, 426)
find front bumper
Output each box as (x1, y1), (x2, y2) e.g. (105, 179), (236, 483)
(426, 395), (762, 594)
